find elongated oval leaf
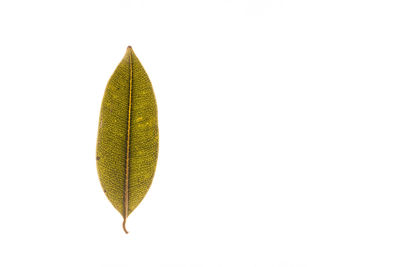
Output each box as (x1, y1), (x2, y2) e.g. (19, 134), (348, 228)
(96, 46), (158, 233)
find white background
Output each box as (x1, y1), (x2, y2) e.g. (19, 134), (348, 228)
(0, 0), (400, 266)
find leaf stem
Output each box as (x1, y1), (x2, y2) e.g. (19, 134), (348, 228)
(123, 217), (129, 234)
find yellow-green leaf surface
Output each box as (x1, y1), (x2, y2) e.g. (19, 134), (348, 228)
(96, 46), (158, 233)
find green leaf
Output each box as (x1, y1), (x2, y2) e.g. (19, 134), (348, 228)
(96, 46), (158, 234)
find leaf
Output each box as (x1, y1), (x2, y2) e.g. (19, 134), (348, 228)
(96, 46), (158, 234)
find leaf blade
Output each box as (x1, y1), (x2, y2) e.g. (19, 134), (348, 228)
(96, 46), (158, 233)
